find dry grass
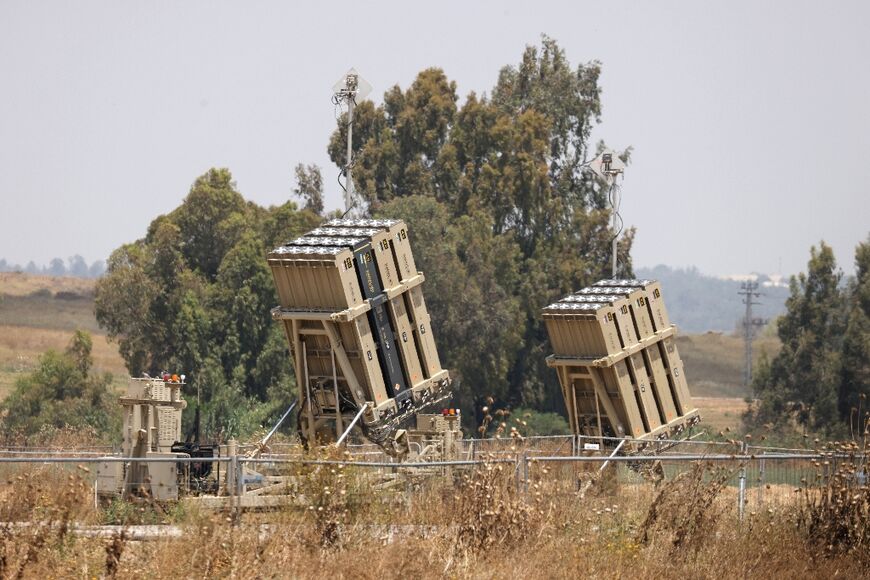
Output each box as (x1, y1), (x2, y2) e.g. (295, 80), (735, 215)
(0, 265), (126, 401)
(4, 462), (864, 579)
(677, 332), (781, 398)
(796, 438), (869, 563)
(0, 293), (100, 333)
(693, 396), (748, 432)
(0, 466), (97, 578)
(637, 461), (737, 555)
(0, 273), (95, 298)
(0, 274), (862, 575)
(0, 449), (863, 578)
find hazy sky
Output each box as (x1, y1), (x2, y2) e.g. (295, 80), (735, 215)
(1, 1), (868, 277)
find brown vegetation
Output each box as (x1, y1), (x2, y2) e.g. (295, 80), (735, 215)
(0, 446), (864, 578)
(0, 325), (127, 399)
(693, 397), (749, 433)
(796, 440), (869, 562)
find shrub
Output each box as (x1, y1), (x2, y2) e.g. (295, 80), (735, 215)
(0, 330), (120, 441)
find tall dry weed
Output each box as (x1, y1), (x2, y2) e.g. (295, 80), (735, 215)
(796, 439), (869, 563)
(453, 456), (539, 556)
(289, 447), (371, 550)
(0, 467), (92, 578)
(637, 460), (738, 556)
(0, 424), (111, 449)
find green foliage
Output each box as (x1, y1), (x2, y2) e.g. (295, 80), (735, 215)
(95, 168), (320, 440)
(94, 38), (638, 438)
(293, 163), (324, 215)
(0, 330), (119, 438)
(102, 496), (187, 525)
(746, 239), (870, 437)
(332, 37), (632, 412)
(752, 242), (844, 433)
(376, 196), (524, 404)
(840, 235), (870, 429)
(511, 407), (570, 436)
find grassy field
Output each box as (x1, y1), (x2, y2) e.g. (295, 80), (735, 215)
(691, 397), (748, 433)
(0, 272), (96, 297)
(677, 331), (781, 432)
(677, 332), (780, 399)
(0, 273), (127, 397)
(0, 274), (865, 577)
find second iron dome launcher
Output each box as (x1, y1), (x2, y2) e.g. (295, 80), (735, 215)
(267, 218), (699, 446)
(543, 279), (701, 441)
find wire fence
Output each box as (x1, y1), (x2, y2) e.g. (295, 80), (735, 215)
(0, 437), (862, 520)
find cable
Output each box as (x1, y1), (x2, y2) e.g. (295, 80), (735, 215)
(340, 203), (355, 219)
(336, 154), (360, 219)
(333, 92), (349, 213)
(332, 91), (360, 215)
(609, 181), (624, 238)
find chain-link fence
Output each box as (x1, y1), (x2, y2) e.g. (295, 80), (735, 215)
(0, 436), (861, 521)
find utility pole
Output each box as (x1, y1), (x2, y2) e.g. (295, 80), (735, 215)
(738, 281), (766, 388)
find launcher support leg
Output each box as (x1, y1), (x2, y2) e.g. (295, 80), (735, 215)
(302, 341), (316, 444)
(590, 369), (626, 437)
(321, 320), (364, 407)
(330, 347), (343, 438)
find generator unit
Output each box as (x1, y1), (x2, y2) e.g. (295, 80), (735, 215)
(97, 377), (188, 501)
(543, 279), (700, 443)
(267, 218), (453, 448)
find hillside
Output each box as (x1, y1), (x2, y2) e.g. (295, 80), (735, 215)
(0, 273), (128, 397)
(637, 265), (790, 333)
(676, 331), (780, 432)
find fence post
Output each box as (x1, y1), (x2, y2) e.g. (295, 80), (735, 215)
(758, 456), (765, 507)
(522, 451), (529, 494)
(738, 441), (747, 521)
(227, 438), (238, 496)
(227, 438), (242, 522)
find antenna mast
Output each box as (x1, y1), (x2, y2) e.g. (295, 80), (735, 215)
(332, 68), (372, 213)
(589, 151), (626, 277)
